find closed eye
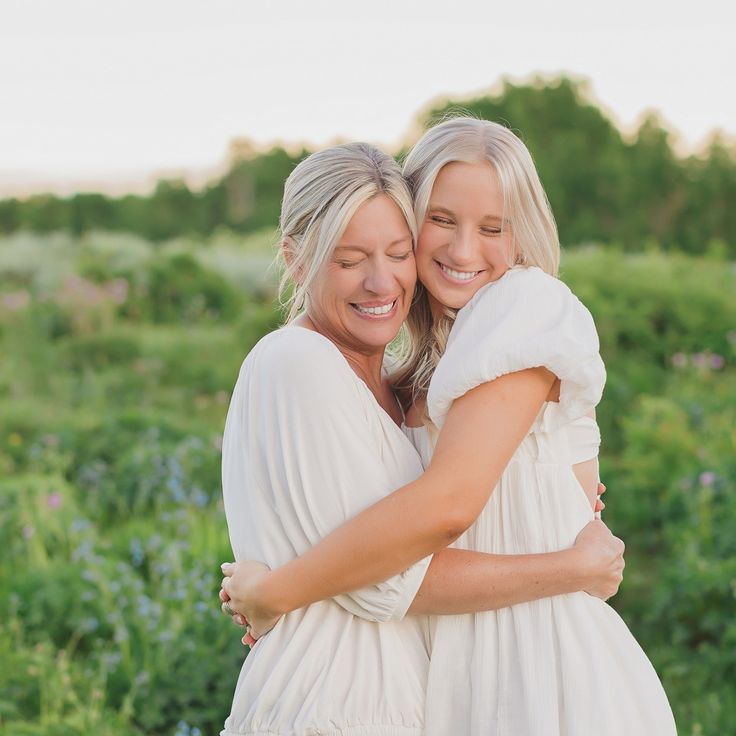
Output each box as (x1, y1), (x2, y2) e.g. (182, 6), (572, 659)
(429, 215), (453, 226)
(390, 251), (413, 261)
(481, 227), (503, 236)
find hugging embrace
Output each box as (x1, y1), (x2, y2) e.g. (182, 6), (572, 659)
(217, 118), (677, 736)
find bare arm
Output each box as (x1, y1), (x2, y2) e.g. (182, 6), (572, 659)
(248, 368), (562, 616)
(408, 526), (621, 615)
(223, 504), (622, 634)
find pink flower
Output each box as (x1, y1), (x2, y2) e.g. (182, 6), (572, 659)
(671, 352), (687, 369)
(105, 278), (129, 305)
(699, 471), (716, 487)
(0, 291), (31, 311)
(710, 354), (725, 370)
(47, 492), (62, 509)
(691, 353), (708, 369)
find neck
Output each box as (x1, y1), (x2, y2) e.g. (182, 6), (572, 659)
(296, 314), (386, 390)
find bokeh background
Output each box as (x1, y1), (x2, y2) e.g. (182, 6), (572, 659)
(1, 2), (735, 734)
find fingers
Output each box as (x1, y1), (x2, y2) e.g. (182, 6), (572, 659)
(242, 631), (258, 647)
(219, 588), (230, 603)
(597, 482), (607, 496)
(221, 562), (234, 577)
(221, 600), (235, 617)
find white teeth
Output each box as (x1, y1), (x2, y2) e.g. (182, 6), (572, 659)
(354, 300), (396, 315)
(439, 263), (479, 281)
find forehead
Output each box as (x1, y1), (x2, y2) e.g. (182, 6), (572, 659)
(337, 194), (412, 248)
(431, 161), (503, 210)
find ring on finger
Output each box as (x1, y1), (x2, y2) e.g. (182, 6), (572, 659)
(221, 600), (235, 617)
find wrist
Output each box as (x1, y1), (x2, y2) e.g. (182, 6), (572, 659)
(255, 570), (291, 617)
(560, 546), (590, 593)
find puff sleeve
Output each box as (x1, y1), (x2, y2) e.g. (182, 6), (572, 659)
(427, 267), (606, 431)
(222, 327), (432, 623)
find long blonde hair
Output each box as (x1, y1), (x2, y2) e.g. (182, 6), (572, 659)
(278, 142), (417, 322)
(392, 117), (560, 408)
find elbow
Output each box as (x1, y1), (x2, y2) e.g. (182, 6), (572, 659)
(419, 469), (489, 547)
(433, 507), (476, 546)
(433, 485), (488, 545)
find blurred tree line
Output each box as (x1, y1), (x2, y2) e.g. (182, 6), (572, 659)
(1, 76), (734, 254)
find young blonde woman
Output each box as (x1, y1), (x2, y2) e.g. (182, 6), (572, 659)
(218, 140), (624, 736)
(221, 120), (677, 735)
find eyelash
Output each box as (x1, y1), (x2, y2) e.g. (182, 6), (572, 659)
(430, 216), (502, 236)
(430, 215), (452, 226)
(336, 252), (411, 269)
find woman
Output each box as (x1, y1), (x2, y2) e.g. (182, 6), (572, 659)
(221, 120), (677, 735)
(218, 140), (624, 735)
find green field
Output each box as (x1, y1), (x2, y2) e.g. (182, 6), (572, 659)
(1, 230), (734, 735)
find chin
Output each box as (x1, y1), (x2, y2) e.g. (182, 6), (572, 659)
(351, 322), (402, 349)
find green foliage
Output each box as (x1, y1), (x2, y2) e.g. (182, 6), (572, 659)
(422, 77), (736, 254)
(1, 232), (734, 735)
(561, 249), (736, 735)
(3, 78), (735, 255)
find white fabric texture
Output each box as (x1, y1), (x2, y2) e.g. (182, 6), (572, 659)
(220, 326), (432, 736)
(428, 266), (606, 432)
(419, 267), (677, 735)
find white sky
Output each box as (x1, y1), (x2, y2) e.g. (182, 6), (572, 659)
(1, 0), (735, 195)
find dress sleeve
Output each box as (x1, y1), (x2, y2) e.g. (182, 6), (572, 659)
(427, 267), (606, 431)
(233, 328), (431, 622)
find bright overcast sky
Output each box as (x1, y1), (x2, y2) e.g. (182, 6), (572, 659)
(1, 0), (734, 195)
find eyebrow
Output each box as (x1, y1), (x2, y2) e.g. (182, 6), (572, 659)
(429, 205), (503, 223)
(334, 235), (413, 253)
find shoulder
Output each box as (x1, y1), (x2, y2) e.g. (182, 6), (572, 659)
(250, 326), (342, 368)
(467, 267), (575, 316)
(240, 326), (357, 400)
(456, 266), (594, 338)
(429, 267), (605, 427)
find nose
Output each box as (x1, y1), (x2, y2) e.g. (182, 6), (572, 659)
(364, 256), (398, 296)
(447, 226), (475, 267)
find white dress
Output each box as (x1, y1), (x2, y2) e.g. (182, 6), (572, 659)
(220, 326), (433, 736)
(411, 267), (677, 736)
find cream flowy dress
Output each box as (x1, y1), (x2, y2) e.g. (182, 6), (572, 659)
(405, 267), (677, 736)
(220, 326), (433, 736)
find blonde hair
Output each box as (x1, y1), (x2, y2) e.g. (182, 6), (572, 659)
(392, 116), (560, 407)
(278, 142), (417, 322)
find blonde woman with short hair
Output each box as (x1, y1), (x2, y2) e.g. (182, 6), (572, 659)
(219, 136), (633, 735)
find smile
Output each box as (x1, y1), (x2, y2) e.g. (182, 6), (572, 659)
(350, 299), (398, 318)
(436, 261), (482, 283)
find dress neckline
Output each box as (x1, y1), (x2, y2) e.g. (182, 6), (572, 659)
(284, 324), (407, 430)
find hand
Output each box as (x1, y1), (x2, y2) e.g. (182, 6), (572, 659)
(220, 560), (282, 645)
(572, 519), (625, 601)
(594, 482), (606, 515)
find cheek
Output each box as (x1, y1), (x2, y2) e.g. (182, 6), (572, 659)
(400, 257), (418, 288)
(485, 237), (513, 266)
(415, 225), (439, 259)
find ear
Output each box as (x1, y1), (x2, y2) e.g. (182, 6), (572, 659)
(282, 237), (304, 285)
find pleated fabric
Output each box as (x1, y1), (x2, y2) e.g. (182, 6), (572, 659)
(420, 267), (677, 735)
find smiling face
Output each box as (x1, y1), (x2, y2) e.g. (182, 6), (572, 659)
(306, 193), (416, 354)
(415, 160), (515, 314)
